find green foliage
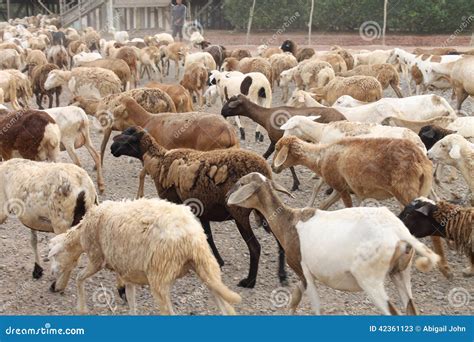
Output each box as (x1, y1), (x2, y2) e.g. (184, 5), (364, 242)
(222, 0), (474, 33)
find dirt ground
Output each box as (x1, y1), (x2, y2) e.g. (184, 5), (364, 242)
(0, 36), (473, 316)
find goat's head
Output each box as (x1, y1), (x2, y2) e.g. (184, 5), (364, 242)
(110, 126), (145, 160)
(44, 69), (67, 90)
(398, 197), (441, 238)
(227, 172), (293, 209)
(426, 133), (466, 165)
(419, 125), (455, 151)
(272, 136), (305, 173)
(221, 95), (245, 117)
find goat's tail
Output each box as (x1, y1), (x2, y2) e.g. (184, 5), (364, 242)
(397, 228), (440, 272)
(192, 241), (241, 310)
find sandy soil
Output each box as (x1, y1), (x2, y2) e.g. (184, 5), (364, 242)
(0, 38), (473, 316)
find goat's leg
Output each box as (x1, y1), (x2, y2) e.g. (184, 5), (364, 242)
(83, 134), (105, 194)
(462, 253), (474, 277)
(262, 142), (275, 160)
(340, 191), (353, 207)
(309, 178), (325, 207)
(354, 270), (396, 315)
(35, 93), (43, 109)
(76, 260), (102, 314)
(55, 89), (60, 107)
(201, 220), (224, 267)
(391, 267), (419, 315)
(64, 142), (82, 167)
(136, 167), (147, 199)
(30, 230), (43, 279)
(319, 189), (341, 210)
(235, 216), (260, 288)
(391, 82), (403, 98)
(276, 240), (287, 285)
(431, 236), (452, 279)
(289, 167), (300, 191)
(47, 93), (53, 108)
(233, 116), (245, 141)
(151, 282), (175, 315)
(301, 263), (321, 315)
(456, 89), (469, 110)
(125, 284), (137, 315)
(100, 127), (113, 167)
(290, 281), (306, 314)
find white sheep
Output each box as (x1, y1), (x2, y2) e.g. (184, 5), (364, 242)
(0, 158), (97, 279)
(43, 106), (105, 194)
(48, 198), (241, 315)
(44, 67), (122, 100)
(227, 172), (440, 315)
(113, 31), (129, 44)
(183, 51), (217, 71)
(72, 51), (102, 67)
(428, 134), (474, 205)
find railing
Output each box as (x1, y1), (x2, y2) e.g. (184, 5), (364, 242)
(60, 0), (105, 28)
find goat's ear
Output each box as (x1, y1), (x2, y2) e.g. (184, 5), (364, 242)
(307, 115), (321, 121)
(448, 144), (461, 159)
(228, 98), (241, 108)
(422, 129), (435, 139)
(227, 183), (259, 205)
(271, 181), (295, 198)
(273, 146), (289, 168)
(414, 204), (431, 216)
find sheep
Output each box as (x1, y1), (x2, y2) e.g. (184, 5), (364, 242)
(312, 76), (383, 106)
(180, 62), (208, 108)
(31, 63), (62, 109)
(214, 71), (273, 142)
(229, 48), (251, 60)
(0, 158), (97, 279)
(221, 94), (346, 191)
(237, 57), (272, 85)
(76, 58), (131, 91)
(138, 46), (162, 82)
(280, 40), (297, 56)
(24, 49), (47, 75)
(399, 197), (473, 277)
(204, 84), (219, 106)
(46, 45), (68, 70)
(381, 116), (455, 134)
(113, 46), (139, 88)
(427, 134), (474, 206)
(353, 49), (392, 66)
(113, 30), (129, 44)
(257, 45), (282, 58)
(227, 172), (440, 314)
(154, 32), (174, 45)
(279, 66), (297, 102)
(314, 53), (347, 73)
(331, 45), (354, 70)
(145, 81), (193, 112)
(333, 94), (457, 123)
(339, 63), (403, 98)
(272, 136), (433, 209)
(269, 53), (298, 89)
(427, 56), (474, 110)
(83, 28), (100, 52)
(48, 198), (241, 315)
(297, 60), (335, 90)
(0, 109), (60, 161)
(183, 51), (217, 72)
(221, 57), (239, 71)
(161, 42), (188, 79)
(286, 89), (326, 108)
(44, 67), (122, 100)
(295, 47), (315, 62)
(0, 69), (32, 109)
(72, 51), (102, 66)
(43, 106), (105, 194)
(0, 48), (22, 70)
(71, 88), (177, 167)
(67, 40), (88, 65)
(110, 126), (286, 289)
(204, 45), (227, 69)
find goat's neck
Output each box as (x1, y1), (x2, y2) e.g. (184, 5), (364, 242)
(295, 140), (323, 173)
(432, 61), (454, 76)
(304, 121), (325, 141)
(141, 133), (167, 159)
(126, 103), (152, 127)
(241, 100), (270, 127)
(80, 98), (99, 115)
(62, 70), (72, 81)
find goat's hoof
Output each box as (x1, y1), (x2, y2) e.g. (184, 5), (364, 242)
(325, 188), (334, 195)
(49, 281), (57, 292)
(33, 263), (43, 279)
(239, 128), (246, 141)
(291, 184), (300, 192)
(217, 259), (225, 268)
(117, 286), (127, 302)
(440, 266), (454, 280)
(279, 275), (289, 287)
(237, 278), (256, 288)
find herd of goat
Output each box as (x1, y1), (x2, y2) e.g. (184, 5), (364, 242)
(0, 14), (472, 316)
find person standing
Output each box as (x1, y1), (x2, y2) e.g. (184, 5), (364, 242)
(171, 0), (186, 42)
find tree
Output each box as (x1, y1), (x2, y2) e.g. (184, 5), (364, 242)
(382, 0), (388, 45)
(246, 0), (257, 45)
(308, 0), (315, 45)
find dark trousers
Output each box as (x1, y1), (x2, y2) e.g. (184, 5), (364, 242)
(172, 25), (183, 39)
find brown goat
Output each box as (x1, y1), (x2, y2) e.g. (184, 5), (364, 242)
(145, 81), (193, 112)
(115, 46), (139, 88)
(180, 62), (208, 108)
(31, 63), (62, 109)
